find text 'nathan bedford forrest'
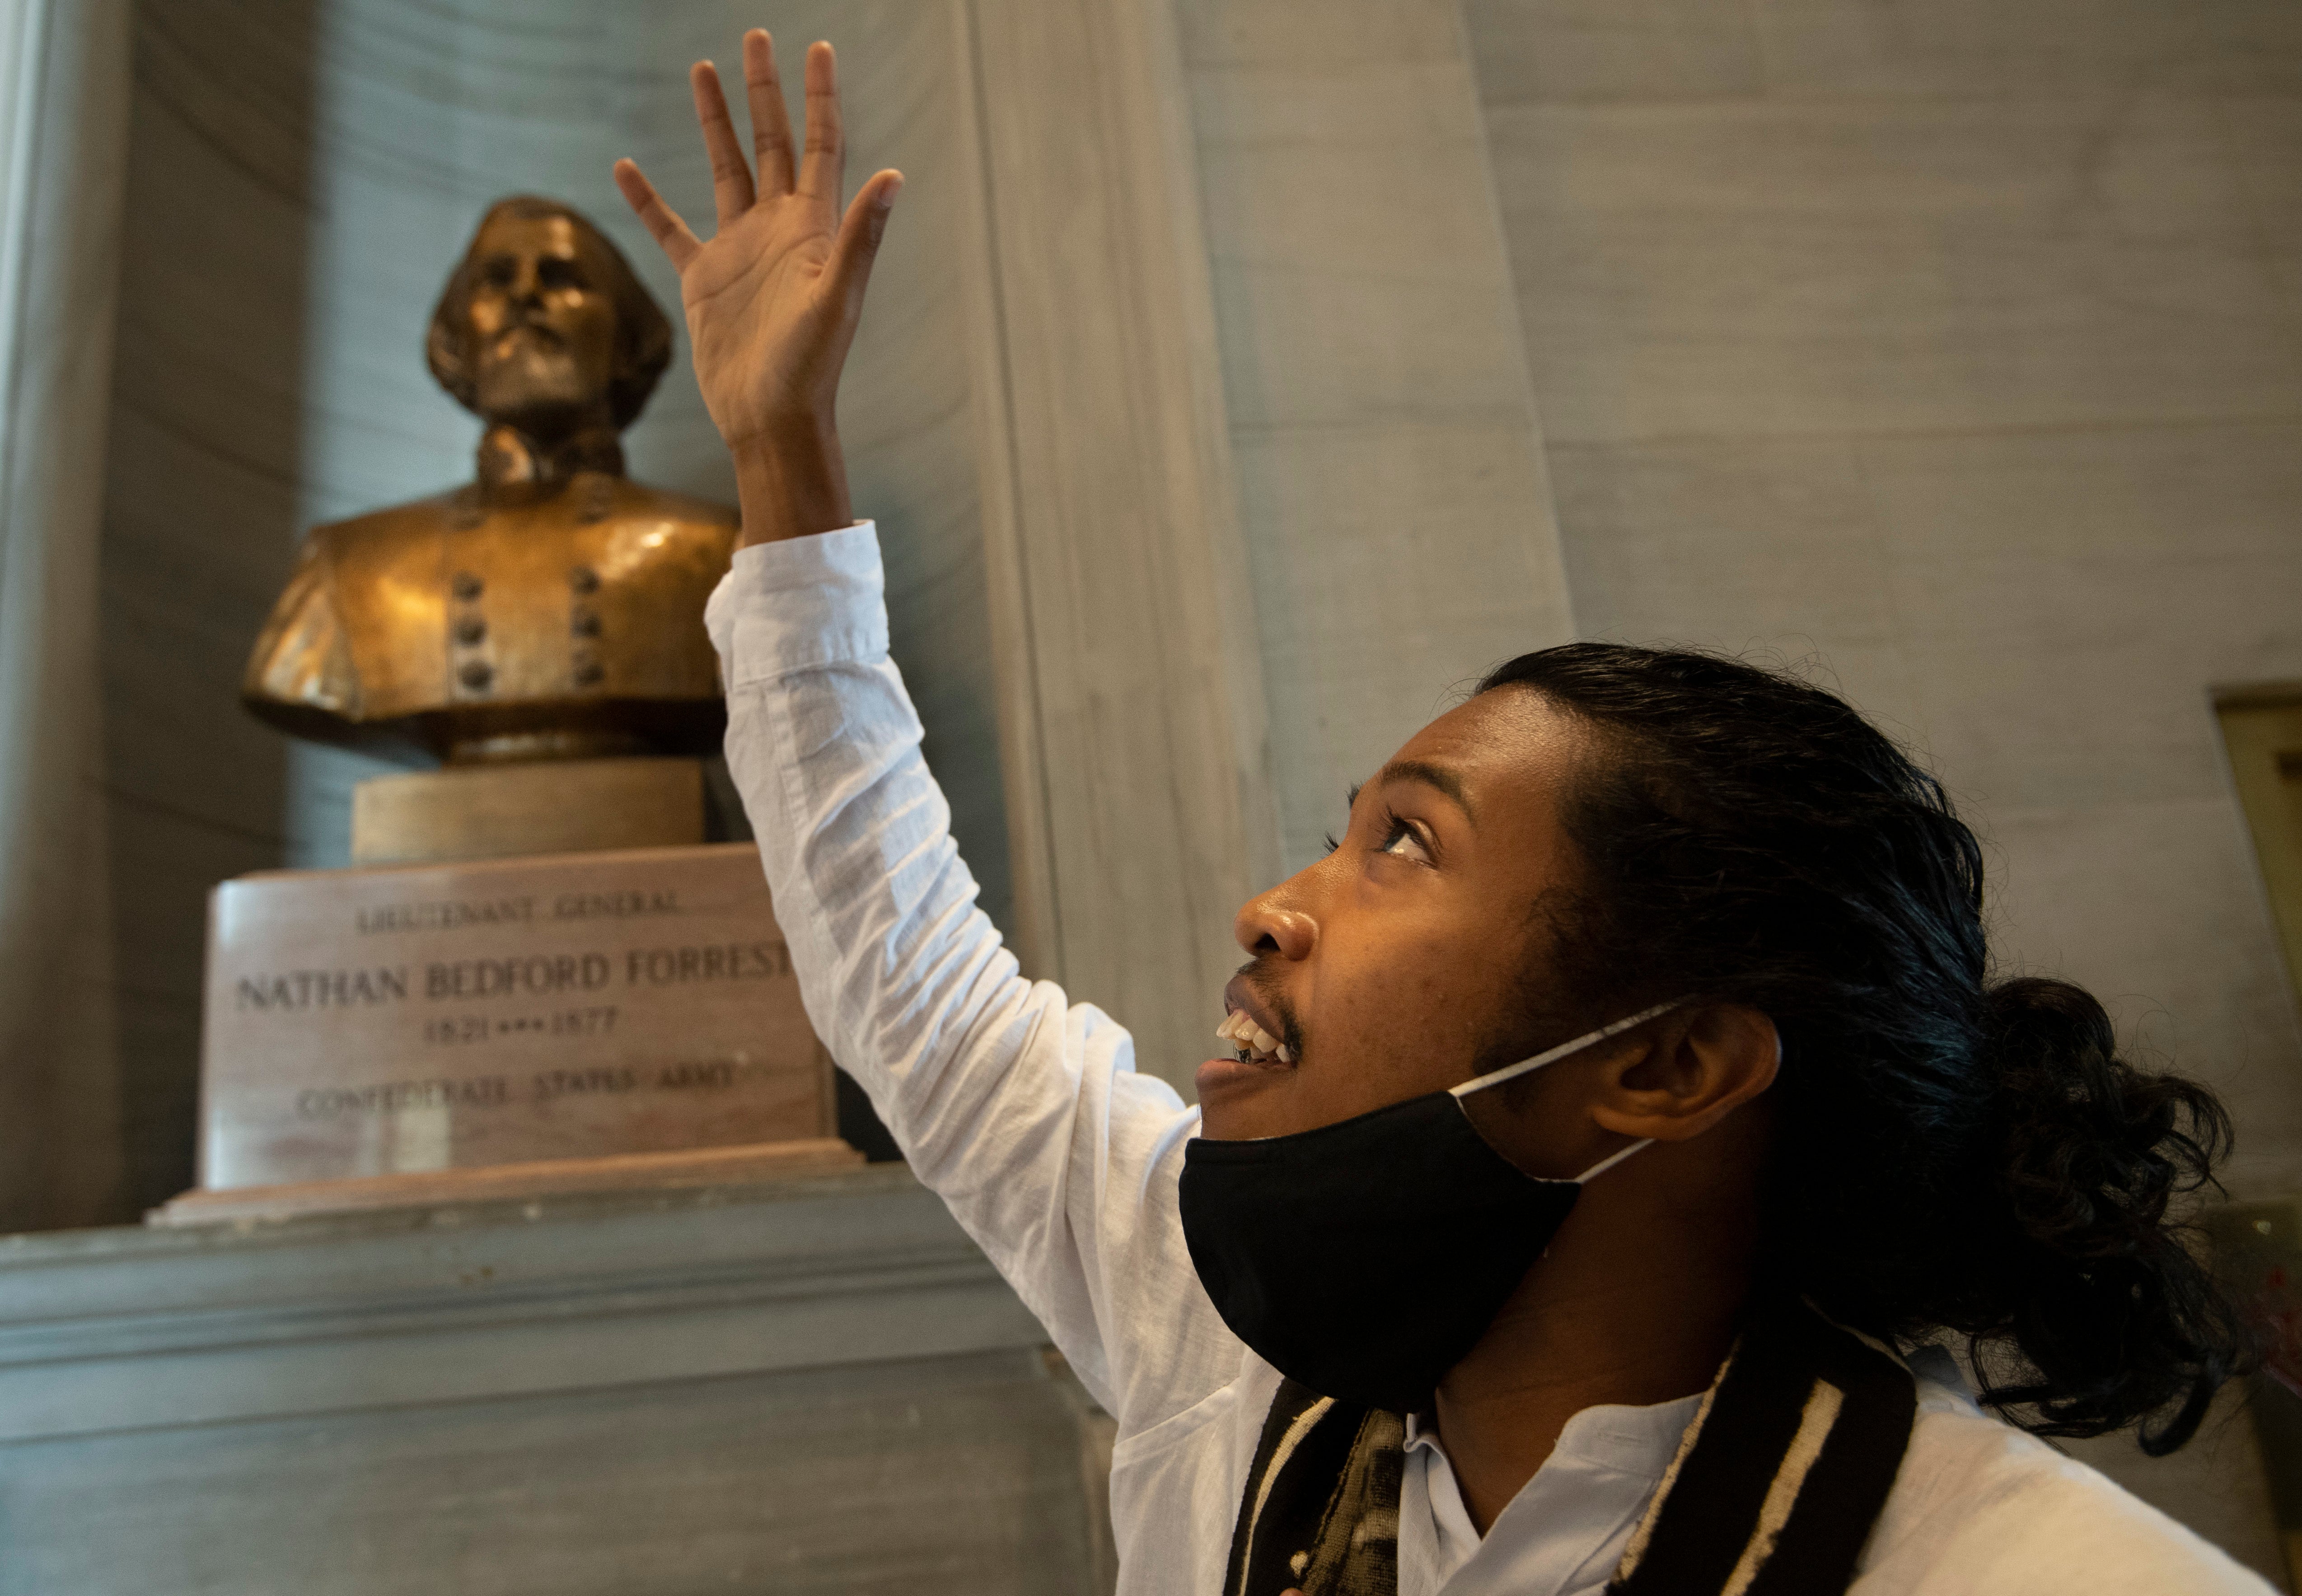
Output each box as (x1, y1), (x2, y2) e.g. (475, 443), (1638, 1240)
(234, 941), (793, 1012)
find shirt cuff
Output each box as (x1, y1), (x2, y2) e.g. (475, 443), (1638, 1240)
(704, 520), (889, 688)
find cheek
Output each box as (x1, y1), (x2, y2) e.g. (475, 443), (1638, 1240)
(1305, 908), (1492, 1077)
(558, 299), (616, 358)
(1316, 903), (1473, 1064)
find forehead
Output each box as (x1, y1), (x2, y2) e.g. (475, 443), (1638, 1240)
(471, 212), (584, 262)
(1394, 686), (1577, 775)
(1386, 687), (1584, 849)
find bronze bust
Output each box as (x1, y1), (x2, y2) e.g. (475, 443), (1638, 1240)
(243, 196), (739, 764)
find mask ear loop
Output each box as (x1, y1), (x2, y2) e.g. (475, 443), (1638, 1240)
(1571, 1136), (1652, 1185)
(1447, 998), (1686, 1099)
(1449, 998), (1685, 1185)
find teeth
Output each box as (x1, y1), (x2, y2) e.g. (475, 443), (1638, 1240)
(1217, 1008), (1294, 1065)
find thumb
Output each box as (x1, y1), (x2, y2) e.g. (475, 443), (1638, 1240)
(827, 169), (903, 323)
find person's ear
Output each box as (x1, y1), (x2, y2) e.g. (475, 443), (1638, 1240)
(1590, 1003), (1778, 1143)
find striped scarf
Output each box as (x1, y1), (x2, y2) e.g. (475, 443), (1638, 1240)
(1221, 1297), (1916, 1596)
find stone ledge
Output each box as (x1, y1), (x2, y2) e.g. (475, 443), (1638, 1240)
(0, 1163), (1048, 1444)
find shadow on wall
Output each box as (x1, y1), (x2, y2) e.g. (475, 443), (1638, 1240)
(94, 0), (320, 1219)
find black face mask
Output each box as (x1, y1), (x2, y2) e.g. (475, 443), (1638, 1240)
(1177, 1002), (1679, 1413)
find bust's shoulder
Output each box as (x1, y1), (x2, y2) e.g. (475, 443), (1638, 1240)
(300, 490), (464, 563)
(598, 478), (740, 543)
(610, 479), (739, 522)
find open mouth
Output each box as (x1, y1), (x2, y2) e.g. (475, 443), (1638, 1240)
(1216, 1006), (1294, 1067)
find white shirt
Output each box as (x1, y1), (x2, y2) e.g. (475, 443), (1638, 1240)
(706, 523), (2272, 1596)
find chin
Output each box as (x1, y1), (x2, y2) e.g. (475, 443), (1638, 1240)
(474, 358), (594, 424)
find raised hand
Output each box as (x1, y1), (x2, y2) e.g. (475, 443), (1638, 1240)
(613, 32), (900, 542)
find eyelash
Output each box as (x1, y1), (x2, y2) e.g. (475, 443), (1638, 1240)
(1324, 805), (1427, 860)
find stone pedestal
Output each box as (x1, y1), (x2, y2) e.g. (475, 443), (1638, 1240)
(350, 756), (706, 867)
(5, 1169), (1116, 1595)
(186, 842), (852, 1216)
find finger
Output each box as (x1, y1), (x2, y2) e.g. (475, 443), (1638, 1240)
(688, 59), (755, 228)
(796, 41), (844, 210)
(826, 169), (902, 323)
(612, 159), (702, 271)
(742, 29), (795, 196)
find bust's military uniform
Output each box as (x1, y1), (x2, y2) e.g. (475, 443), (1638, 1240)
(244, 472), (738, 761)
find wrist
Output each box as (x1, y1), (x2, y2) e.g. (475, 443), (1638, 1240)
(729, 417), (852, 546)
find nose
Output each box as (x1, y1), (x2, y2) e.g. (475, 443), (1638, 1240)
(1234, 880), (1317, 962)
(509, 256), (543, 304)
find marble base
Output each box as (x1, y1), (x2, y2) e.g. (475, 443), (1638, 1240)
(350, 756), (705, 867)
(149, 1138), (862, 1227)
(199, 842), (835, 1190)
(2, 1166), (1114, 1595)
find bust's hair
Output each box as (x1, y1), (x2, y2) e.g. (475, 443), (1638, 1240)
(426, 195), (673, 430)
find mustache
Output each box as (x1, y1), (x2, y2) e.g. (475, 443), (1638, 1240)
(488, 317), (566, 354)
(1234, 955), (1306, 1058)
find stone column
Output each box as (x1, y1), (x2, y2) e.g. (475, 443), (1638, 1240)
(0, 0), (133, 1231)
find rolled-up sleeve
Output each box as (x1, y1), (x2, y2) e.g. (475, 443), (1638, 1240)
(705, 523), (1241, 1429)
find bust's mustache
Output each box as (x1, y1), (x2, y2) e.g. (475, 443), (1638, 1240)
(484, 318), (568, 359)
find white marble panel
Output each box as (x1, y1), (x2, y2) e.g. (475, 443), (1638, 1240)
(1753, 0), (2302, 99)
(2218, 92), (2302, 313)
(1483, 96), (2302, 443)
(1178, 0), (1465, 67)
(1193, 63), (1526, 429)
(1462, 0), (1767, 105)
(1541, 436), (1923, 735)
(1232, 420), (1571, 868)
(1186, 0), (1573, 880)
(1855, 424), (2302, 813)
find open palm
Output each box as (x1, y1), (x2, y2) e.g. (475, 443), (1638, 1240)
(613, 32), (900, 454)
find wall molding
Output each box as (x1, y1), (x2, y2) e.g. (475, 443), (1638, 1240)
(957, 0), (1278, 1087)
(0, 1167), (1043, 1444)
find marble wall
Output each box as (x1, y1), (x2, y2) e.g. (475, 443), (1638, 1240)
(96, 0), (1011, 1214)
(1179, 0), (1574, 875)
(1463, 0), (2302, 1578)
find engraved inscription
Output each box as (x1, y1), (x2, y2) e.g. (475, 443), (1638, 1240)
(199, 844), (829, 1189)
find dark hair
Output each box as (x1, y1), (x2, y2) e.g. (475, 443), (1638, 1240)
(1479, 642), (2247, 1455)
(426, 195), (672, 429)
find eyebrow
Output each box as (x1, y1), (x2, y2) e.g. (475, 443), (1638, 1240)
(1371, 758), (1476, 825)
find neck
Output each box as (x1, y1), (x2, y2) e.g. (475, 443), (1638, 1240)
(1429, 1139), (1760, 1534)
(477, 417), (624, 492)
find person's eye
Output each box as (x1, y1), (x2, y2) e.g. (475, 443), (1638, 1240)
(1376, 811), (1434, 864)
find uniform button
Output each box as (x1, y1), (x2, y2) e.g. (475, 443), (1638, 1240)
(569, 566), (599, 595)
(572, 659), (604, 687)
(454, 617), (487, 646)
(570, 609), (601, 638)
(451, 572), (483, 601)
(458, 660), (494, 691)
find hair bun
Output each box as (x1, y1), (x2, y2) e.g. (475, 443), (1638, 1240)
(1974, 975), (2244, 1452)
